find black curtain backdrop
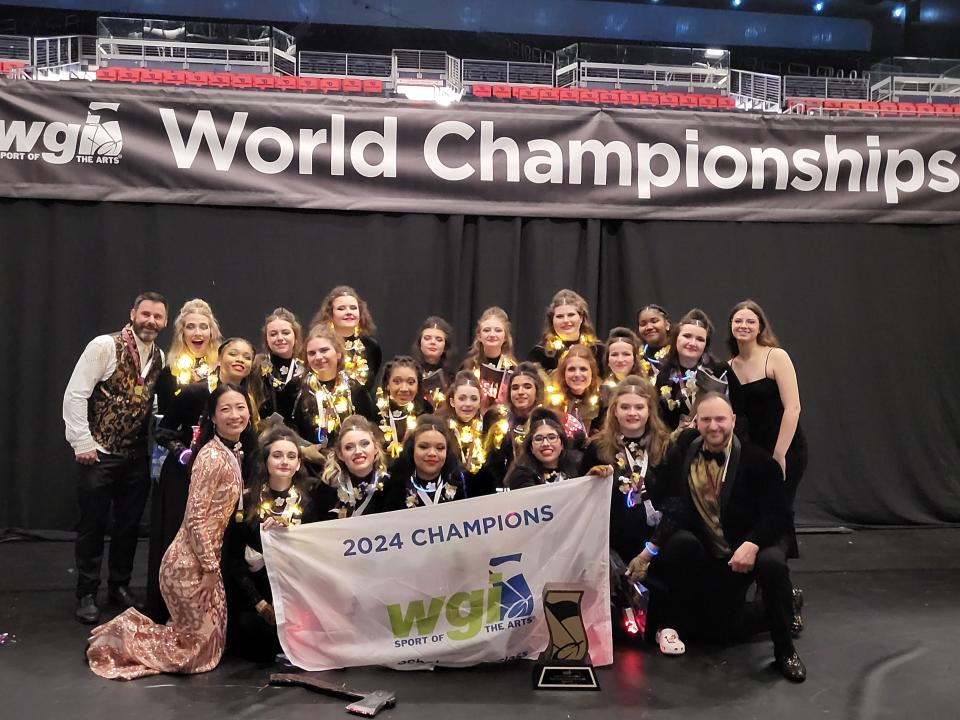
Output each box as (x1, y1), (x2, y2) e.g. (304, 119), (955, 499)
(1, 198), (959, 530)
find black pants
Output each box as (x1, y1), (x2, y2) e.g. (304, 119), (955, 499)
(74, 452), (150, 598)
(656, 529), (794, 653)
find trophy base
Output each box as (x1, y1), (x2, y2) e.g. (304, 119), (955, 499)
(532, 652), (600, 690)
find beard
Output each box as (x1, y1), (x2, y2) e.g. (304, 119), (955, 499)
(131, 319), (160, 343)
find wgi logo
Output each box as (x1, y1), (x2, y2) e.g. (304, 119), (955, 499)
(0, 101), (122, 164)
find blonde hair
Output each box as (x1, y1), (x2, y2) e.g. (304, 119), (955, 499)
(321, 415), (384, 486)
(460, 306), (517, 370)
(167, 298), (222, 370)
(303, 324), (346, 374)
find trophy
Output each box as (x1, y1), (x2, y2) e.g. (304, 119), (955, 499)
(533, 589), (599, 690)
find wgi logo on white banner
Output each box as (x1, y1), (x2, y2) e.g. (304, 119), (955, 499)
(261, 476), (613, 671)
(0, 101), (122, 165)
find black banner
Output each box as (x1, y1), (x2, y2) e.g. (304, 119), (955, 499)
(1, 79), (958, 223)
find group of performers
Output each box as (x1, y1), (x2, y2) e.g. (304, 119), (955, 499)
(65, 286), (807, 683)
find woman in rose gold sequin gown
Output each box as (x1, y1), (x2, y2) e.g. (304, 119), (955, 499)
(87, 385), (249, 680)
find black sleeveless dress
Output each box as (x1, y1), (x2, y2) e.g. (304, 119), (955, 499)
(728, 371), (808, 557)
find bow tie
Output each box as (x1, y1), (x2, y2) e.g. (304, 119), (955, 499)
(702, 449), (726, 465)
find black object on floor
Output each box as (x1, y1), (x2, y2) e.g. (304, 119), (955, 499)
(1, 529), (959, 720)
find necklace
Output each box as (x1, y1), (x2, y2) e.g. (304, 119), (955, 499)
(258, 482), (303, 525)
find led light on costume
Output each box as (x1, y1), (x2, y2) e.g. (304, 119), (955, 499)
(450, 416), (487, 474)
(306, 370), (355, 444)
(341, 326), (370, 386)
(261, 356), (302, 391)
(544, 331), (596, 359)
(257, 483), (304, 525)
(616, 437), (660, 526)
(661, 368), (698, 412)
(172, 353), (211, 387)
(376, 386), (417, 458)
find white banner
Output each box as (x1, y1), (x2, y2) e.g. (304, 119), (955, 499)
(261, 476), (612, 671)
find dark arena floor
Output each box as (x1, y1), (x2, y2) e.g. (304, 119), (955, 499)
(1, 528), (958, 720)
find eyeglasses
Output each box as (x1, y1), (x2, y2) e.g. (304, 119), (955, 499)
(531, 433), (560, 445)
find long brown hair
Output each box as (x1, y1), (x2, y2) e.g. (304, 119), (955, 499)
(444, 370), (484, 421)
(540, 289), (597, 352)
(310, 285), (378, 336)
(726, 299), (781, 357)
(260, 306), (304, 358)
(662, 308), (715, 370)
(603, 326), (642, 377)
(589, 376), (670, 465)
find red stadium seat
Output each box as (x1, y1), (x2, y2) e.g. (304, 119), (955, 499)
(275, 75), (299, 91)
(184, 71), (210, 87)
(914, 103), (936, 116)
(514, 86), (540, 101)
(658, 92), (680, 107)
(859, 101), (880, 114)
(933, 103), (956, 117)
(637, 91), (660, 105)
(841, 100), (862, 112)
(161, 70), (187, 85)
(362, 79), (383, 94)
(538, 87), (560, 102)
(207, 72), (232, 88)
(598, 90), (621, 105)
(803, 98), (824, 109)
(619, 91), (640, 106)
(297, 76), (322, 92)
(252, 75), (276, 90)
(95, 67), (118, 82)
(491, 84), (512, 99)
(577, 89), (600, 103)
(229, 73), (254, 89)
(558, 88), (579, 102)
(823, 99), (843, 111)
(139, 69), (163, 85)
(342, 78), (363, 93)
(717, 96), (736, 109)
(698, 94), (720, 109)
(116, 67), (141, 83)
(471, 83), (492, 98)
(896, 102), (917, 116)
(678, 93), (699, 109)
(878, 102), (899, 117)
(319, 77), (342, 93)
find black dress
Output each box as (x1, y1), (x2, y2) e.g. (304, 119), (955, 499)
(654, 356), (725, 430)
(221, 480), (333, 661)
(728, 370), (808, 558)
(581, 441), (665, 564)
(322, 468), (390, 519)
(256, 354), (304, 422)
(449, 417), (498, 497)
(380, 462), (467, 511)
(484, 409), (530, 491)
(291, 372), (376, 448)
(146, 381), (257, 622)
(528, 338), (602, 374)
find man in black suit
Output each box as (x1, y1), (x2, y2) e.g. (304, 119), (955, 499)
(642, 391), (805, 681)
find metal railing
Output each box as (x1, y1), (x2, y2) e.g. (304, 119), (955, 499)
(97, 36), (272, 71)
(446, 52), (462, 93)
(297, 51), (394, 79)
(461, 59), (554, 86)
(0, 33), (32, 63)
(393, 49), (448, 73)
(870, 73), (960, 102)
(575, 61), (728, 92)
(730, 69), (781, 112)
(782, 74), (869, 100)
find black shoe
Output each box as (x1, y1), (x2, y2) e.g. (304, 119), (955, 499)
(108, 585), (145, 612)
(75, 594), (100, 625)
(775, 649), (807, 683)
(791, 587), (804, 637)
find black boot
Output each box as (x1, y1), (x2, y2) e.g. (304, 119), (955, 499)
(775, 646), (807, 683)
(75, 594), (100, 625)
(791, 587), (804, 637)
(108, 585), (145, 612)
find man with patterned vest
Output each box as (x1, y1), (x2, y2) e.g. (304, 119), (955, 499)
(63, 292), (168, 624)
